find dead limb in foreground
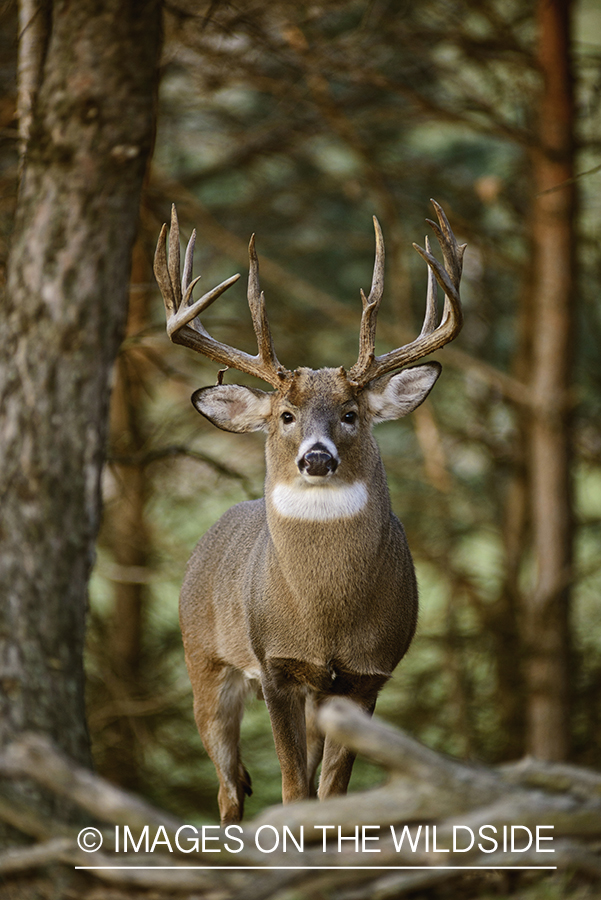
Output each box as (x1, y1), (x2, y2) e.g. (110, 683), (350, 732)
(1, 698), (600, 899)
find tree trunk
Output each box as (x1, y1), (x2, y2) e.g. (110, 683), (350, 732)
(525, 0), (575, 760)
(0, 0), (161, 820)
(97, 235), (155, 791)
(494, 239), (536, 761)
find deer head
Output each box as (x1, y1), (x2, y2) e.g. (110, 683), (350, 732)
(154, 202), (465, 506)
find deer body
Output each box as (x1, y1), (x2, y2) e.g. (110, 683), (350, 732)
(154, 203), (465, 824)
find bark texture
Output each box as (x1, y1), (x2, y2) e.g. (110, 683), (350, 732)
(526, 0), (575, 760)
(17, 0), (51, 168)
(0, 0), (162, 808)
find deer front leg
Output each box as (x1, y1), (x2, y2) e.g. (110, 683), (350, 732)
(306, 693), (325, 796)
(318, 691), (378, 799)
(190, 663), (252, 825)
(318, 736), (356, 798)
(262, 663), (309, 803)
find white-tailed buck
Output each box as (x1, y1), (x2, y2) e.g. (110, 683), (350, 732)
(154, 201), (465, 824)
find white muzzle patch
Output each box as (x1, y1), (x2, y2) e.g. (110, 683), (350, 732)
(271, 481), (368, 521)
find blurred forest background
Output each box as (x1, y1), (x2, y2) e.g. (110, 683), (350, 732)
(1, 0), (601, 836)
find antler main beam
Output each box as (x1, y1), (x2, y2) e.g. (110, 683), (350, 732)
(348, 200), (466, 386)
(154, 205), (291, 389)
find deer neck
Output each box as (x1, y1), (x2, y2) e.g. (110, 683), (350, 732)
(263, 457), (393, 592)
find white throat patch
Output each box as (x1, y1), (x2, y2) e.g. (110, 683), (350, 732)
(271, 481), (368, 521)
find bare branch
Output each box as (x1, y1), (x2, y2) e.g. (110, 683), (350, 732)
(0, 732), (180, 832)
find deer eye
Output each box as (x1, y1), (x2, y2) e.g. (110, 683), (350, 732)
(281, 411), (295, 424)
(342, 411), (357, 424)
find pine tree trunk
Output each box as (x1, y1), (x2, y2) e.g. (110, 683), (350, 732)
(525, 0), (575, 760)
(98, 236), (155, 791)
(0, 0), (161, 819)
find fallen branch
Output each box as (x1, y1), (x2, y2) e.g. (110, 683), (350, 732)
(0, 733), (181, 834)
(1, 701), (600, 898)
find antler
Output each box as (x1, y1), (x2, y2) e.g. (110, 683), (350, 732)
(154, 205), (291, 389)
(348, 200), (466, 385)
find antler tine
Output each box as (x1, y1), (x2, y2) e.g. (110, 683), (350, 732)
(182, 226), (196, 299)
(153, 204), (291, 389)
(349, 200), (466, 386)
(154, 223), (176, 316)
(247, 235), (288, 380)
(414, 200), (465, 328)
(168, 204), (181, 308)
(418, 236), (438, 337)
(426, 199), (465, 290)
(352, 216), (385, 379)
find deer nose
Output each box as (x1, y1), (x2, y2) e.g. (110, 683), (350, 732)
(299, 445), (338, 477)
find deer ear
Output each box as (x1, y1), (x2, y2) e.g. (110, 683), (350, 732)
(192, 384), (273, 433)
(366, 362), (441, 422)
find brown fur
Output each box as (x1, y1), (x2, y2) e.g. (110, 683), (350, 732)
(179, 364), (442, 824)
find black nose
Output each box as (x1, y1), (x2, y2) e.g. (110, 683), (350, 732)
(299, 447), (338, 477)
